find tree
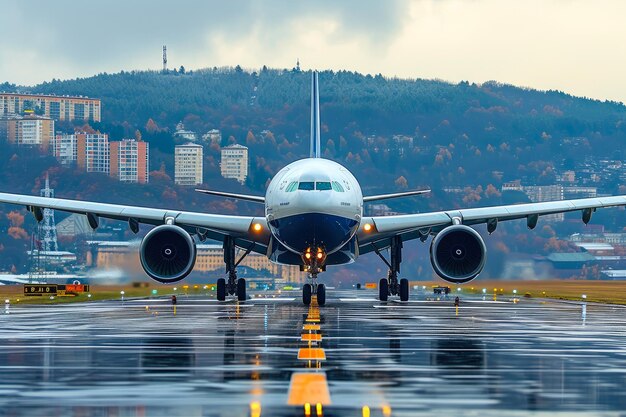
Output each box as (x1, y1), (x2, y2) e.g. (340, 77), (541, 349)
(179, 65), (186, 74)
(394, 176), (408, 190)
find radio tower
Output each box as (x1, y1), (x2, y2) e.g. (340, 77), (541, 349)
(162, 45), (167, 73)
(29, 173), (58, 283)
(39, 173), (58, 253)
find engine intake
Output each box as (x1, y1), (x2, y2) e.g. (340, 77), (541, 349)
(140, 225), (197, 283)
(430, 225), (486, 284)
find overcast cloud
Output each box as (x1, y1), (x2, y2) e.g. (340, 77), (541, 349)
(1, 0), (625, 103)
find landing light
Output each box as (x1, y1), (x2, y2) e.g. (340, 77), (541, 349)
(317, 252), (323, 260)
(253, 223), (263, 232)
(305, 252), (312, 260)
(363, 223), (372, 232)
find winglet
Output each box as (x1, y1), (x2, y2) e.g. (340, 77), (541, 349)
(310, 70), (321, 158)
(363, 189), (431, 203)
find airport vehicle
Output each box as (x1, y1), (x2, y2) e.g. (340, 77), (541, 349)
(1, 72), (626, 306)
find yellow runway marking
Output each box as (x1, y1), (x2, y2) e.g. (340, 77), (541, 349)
(298, 348), (326, 361)
(287, 372), (331, 405)
(301, 333), (322, 342)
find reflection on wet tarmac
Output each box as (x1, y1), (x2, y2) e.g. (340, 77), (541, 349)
(2, 291), (626, 415)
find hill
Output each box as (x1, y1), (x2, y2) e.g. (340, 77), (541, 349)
(0, 67), (625, 279)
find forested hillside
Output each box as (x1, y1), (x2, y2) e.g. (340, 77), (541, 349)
(7, 67), (625, 196)
(1, 67), (626, 279)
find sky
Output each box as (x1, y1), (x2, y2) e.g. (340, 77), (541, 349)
(1, 0), (625, 103)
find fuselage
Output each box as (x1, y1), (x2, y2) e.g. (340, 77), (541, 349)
(265, 158), (363, 264)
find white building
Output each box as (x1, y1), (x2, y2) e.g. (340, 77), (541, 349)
(202, 129), (222, 144)
(174, 121), (197, 141)
(175, 143), (203, 186)
(523, 185), (564, 222)
(220, 144), (249, 184)
(51, 133), (78, 166)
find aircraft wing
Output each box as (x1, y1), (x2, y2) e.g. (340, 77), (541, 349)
(357, 195), (626, 254)
(0, 192), (270, 254)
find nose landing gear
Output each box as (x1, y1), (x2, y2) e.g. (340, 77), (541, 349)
(302, 247), (327, 306)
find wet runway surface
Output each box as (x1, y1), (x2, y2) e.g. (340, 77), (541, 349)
(2, 289), (626, 416)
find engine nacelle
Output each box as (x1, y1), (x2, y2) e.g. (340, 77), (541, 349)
(430, 225), (486, 284)
(140, 225), (197, 283)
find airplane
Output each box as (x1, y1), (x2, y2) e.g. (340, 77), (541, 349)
(1, 71), (626, 306)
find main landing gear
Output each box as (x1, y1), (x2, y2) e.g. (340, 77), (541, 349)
(375, 236), (409, 302)
(217, 236), (250, 302)
(302, 247), (327, 307)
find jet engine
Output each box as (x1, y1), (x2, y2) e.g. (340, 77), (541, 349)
(429, 225), (486, 284)
(140, 225), (197, 283)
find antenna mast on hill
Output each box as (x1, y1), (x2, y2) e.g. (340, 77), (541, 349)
(163, 45), (168, 73)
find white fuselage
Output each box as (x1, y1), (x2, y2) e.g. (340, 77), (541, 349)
(264, 158), (363, 258)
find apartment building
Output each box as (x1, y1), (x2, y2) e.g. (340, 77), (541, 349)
(175, 143), (203, 185)
(0, 93), (101, 122)
(110, 138), (149, 183)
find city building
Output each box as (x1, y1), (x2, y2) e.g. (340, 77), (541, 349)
(523, 185), (564, 222)
(174, 121), (197, 141)
(175, 143), (203, 185)
(201, 129), (221, 144)
(0, 93), (101, 122)
(220, 144), (249, 184)
(502, 182), (564, 221)
(563, 186), (597, 199)
(4, 114), (55, 152)
(51, 133), (78, 166)
(87, 241), (307, 284)
(77, 133), (110, 174)
(110, 138), (149, 183)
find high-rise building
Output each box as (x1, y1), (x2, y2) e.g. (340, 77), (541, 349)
(5, 114), (55, 152)
(77, 133), (110, 174)
(110, 138), (149, 183)
(220, 144), (248, 184)
(175, 143), (203, 185)
(0, 93), (101, 122)
(51, 133), (78, 166)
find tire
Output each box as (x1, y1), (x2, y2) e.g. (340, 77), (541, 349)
(400, 278), (409, 302)
(217, 278), (226, 301)
(237, 278), (246, 301)
(303, 283), (312, 305)
(317, 284), (326, 306)
(379, 278), (389, 302)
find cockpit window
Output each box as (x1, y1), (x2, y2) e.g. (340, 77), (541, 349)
(316, 182), (332, 191)
(285, 181), (298, 192)
(298, 181), (315, 191)
(331, 181), (345, 192)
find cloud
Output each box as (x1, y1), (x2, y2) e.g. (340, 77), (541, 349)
(0, 0), (409, 83)
(1, 0), (626, 103)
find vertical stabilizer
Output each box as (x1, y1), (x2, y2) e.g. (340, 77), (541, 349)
(310, 71), (321, 158)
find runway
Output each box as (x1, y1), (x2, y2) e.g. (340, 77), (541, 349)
(1, 289), (625, 416)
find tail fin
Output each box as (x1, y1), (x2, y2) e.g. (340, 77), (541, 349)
(310, 71), (321, 158)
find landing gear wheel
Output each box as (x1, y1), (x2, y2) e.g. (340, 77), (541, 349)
(400, 278), (409, 302)
(303, 284), (312, 305)
(217, 278), (226, 301)
(237, 278), (246, 301)
(379, 278), (389, 301)
(317, 284), (326, 306)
